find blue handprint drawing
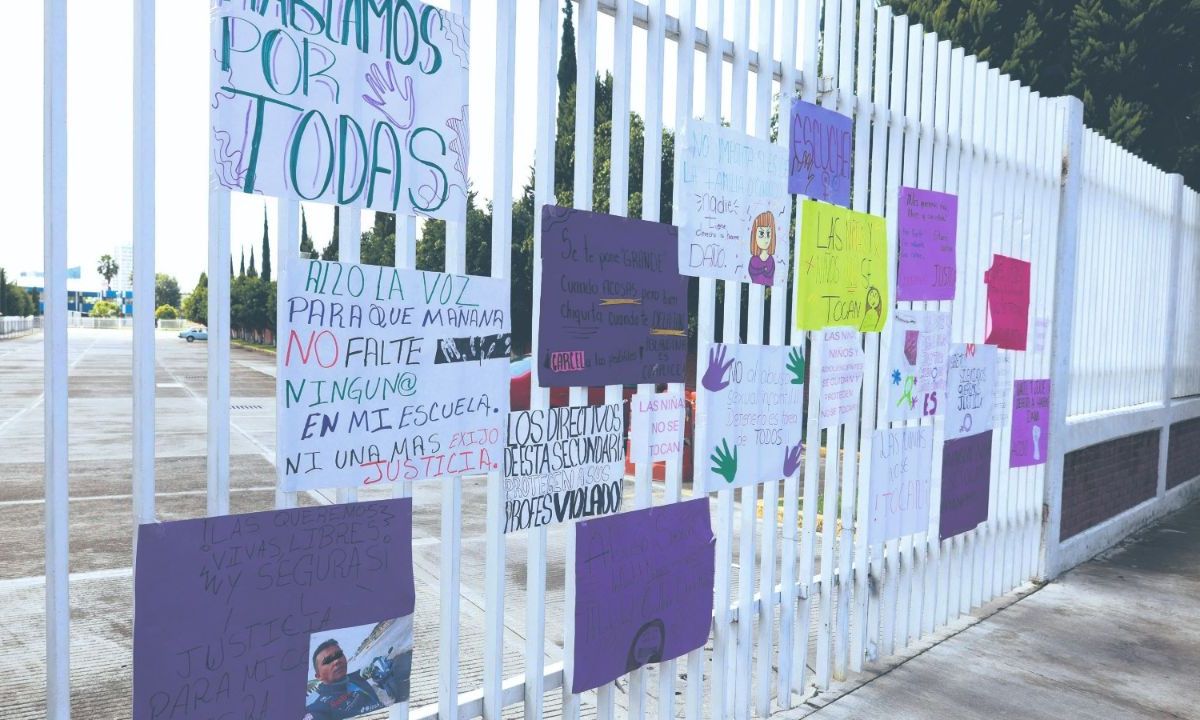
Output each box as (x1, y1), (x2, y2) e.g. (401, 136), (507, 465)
(702, 345), (735, 392)
(783, 440), (804, 477)
(710, 439), (738, 484)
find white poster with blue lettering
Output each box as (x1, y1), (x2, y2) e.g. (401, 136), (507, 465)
(211, 0), (470, 219)
(677, 119), (790, 286)
(279, 257), (510, 491)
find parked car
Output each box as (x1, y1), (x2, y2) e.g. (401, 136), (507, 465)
(178, 327), (208, 343)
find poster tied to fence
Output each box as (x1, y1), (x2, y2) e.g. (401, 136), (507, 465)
(677, 119), (790, 286)
(940, 430), (993, 540)
(897, 187), (958, 301)
(630, 390), (686, 465)
(133, 499), (415, 720)
(885, 311), (951, 422)
(819, 327), (865, 429)
(211, 1), (469, 219)
(1010, 379), (1051, 467)
(984, 254), (1031, 350)
(868, 426), (934, 545)
(945, 343), (997, 441)
(539, 206), (688, 387)
(788, 99), (853, 207)
(573, 498), (715, 693)
(280, 257), (510, 491)
(795, 200), (889, 332)
(503, 404), (625, 533)
(697, 343), (806, 491)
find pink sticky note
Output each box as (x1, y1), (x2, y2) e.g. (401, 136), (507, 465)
(984, 255), (1031, 351)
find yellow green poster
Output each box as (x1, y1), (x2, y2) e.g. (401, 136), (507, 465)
(794, 199), (889, 332)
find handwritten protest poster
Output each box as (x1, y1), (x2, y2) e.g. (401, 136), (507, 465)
(897, 187), (958, 301)
(677, 119), (791, 285)
(820, 328), (866, 429)
(945, 343), (998, 441)
(539, 206), (687, 387)
(939, 430), (993, 540)
(984, 254), (1031, 350)
(572, 498), (715, 692)
(503, 404), (626, 533)
(280, 257), (510, 491)
(868, 426), (934, 545)
(886, 311), (951, 422)
(1010, 379), (1051, 467)
(994, 354), (1014, 424)
(795, 200), (889, 332)
(697, 343), (806, 491)
(631, 391), (686, 464)
(133, 499), (414, 720)
(211, 1), (469, 219)
(789, 99), (853, 207)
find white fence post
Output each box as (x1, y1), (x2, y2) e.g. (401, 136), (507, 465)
(1157, 174), (1186, 498)
(1039, 96), (1085, 581)
(44, 0), (70, 716)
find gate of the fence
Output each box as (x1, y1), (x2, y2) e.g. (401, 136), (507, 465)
(36, 0), (1200, 719)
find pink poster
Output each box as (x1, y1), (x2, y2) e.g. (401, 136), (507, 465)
(984, 254), (1031, 351)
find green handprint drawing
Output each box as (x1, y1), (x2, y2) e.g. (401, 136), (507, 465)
(787, 347), (806, 385)
(710, 439), (738, 484)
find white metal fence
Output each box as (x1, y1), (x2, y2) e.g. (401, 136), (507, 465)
(34, 0), (1199, 718)
(0, 316), (41, 338)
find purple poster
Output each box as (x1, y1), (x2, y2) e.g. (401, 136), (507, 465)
(940, 430), (993, 540)
(897, 187), (958, 301)
(788, 98), (853, 207)
(539, 205), (688, 387)
(1011, 379), (1051, 467)
(572, 498), (715, 693)
(133, 500), (415, 720)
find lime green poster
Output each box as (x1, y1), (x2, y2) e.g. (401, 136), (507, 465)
(794, 200), (889, 332)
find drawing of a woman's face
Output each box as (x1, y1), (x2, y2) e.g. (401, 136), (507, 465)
(755, 225), (773, 250)
(749, 212), (778, 258)
(866, 286), (882, 311)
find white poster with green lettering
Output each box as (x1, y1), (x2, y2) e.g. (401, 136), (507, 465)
(211, 0), (470, 219)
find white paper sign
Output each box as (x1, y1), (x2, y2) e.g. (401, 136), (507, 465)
(279, 258), (509, 491)
(945, 343), (998, 441)
(631, 391), (686, 464)
(502, 404), (626, 533)
(868, 426), (934, 544)
(677, 119), (791, 286)
(819, 327), (865, 428)
(211, 1), (470, 219)
(697, 344), (806, 491)
(993, 352), (1013, 424)
(885, 311), (951, 422)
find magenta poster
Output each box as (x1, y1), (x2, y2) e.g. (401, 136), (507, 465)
(133, 500), (415, 720)
(789, 98), (853, 207)
(539, 205), (688, 387)
(572, 498), (715, 693)
(984, 254), (1031, 351)
(1010, 379), (1051, 467)
(939, 430), (993, 540)
(897, 187), (958, 301)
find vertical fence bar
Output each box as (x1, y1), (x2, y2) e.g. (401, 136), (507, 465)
(133, 0), (156, 538)
(275, 199), (299, 512)
(207, 0), (232, 518)
(44, 0), (70, 714)
(1039, 96), (1084, 580)
(483, 3), (517, 717)
(1157, 172), (1186, 497)
(334, 208), (360, 506)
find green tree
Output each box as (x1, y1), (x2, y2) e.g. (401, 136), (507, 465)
(248, 246), (258, 278)
(97, 254), (119, 290)
(884, 0), (1200, 184)
(300, 207), (315, 257)
(239, 248), (246, 277)
(182, 272), (208, 325)
(261, 206), (272, 283)
(155, 273), (181, 309)
(0, 268), (7, 315)
(90, 299), (119, 318)
(322, 206), (340, 261)
(155, 304), (179, 320)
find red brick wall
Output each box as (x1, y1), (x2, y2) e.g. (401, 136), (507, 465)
(1060, 430), (1160, 541)
(1167, 418), (1200, 490)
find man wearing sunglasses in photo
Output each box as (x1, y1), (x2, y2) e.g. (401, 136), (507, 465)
(303, 639), (386, 720)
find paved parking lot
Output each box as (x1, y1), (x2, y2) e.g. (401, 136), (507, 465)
(0, 328), (800, 718)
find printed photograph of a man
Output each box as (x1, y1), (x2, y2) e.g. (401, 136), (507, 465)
(303, 615), (414, 720)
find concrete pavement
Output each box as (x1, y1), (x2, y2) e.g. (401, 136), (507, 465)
(777, 498), (1200, 719)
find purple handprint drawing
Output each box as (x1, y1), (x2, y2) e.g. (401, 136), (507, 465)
(783, 440), (804, 477)
(702, 345), (734, 392)
(363, 62), (416, 131)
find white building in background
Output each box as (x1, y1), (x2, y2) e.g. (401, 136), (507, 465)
(112, 244), (134, 294)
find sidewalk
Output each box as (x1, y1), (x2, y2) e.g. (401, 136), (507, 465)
(783, 499), (1200, 719)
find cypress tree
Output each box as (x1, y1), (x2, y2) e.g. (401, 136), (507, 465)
(299, 207), (315, 257)
(261, 206), (272, 283)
